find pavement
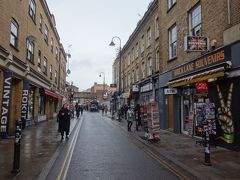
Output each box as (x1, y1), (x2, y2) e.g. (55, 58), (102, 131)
(0, 112), (239, 180)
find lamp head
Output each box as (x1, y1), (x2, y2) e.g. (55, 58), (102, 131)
(109, 41), (115, 46)
(99, 74), (101, 77)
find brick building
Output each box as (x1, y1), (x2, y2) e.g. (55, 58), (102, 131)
(112, 0), (240, 149)
(0, 0), (67, 137)
(91, 82), (112, 101)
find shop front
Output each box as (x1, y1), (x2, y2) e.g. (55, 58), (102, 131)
(168, 42), (240, 150)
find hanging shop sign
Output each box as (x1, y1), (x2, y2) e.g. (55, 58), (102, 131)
(132, 84), (139, 92)
(140, 83), (153, 93)
(0, 70), (13, 138)
(164, 88), (178, 95)
(172, 46), (231, 79)
(184, 35), (209, 52)
(195, 81), (208, 92)
(21, 80), (29, 121)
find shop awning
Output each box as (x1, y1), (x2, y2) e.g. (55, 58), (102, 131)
(45, 89), (62, 99)
(168, 67), (225, 88)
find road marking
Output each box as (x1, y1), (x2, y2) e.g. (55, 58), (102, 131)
(57, 117), (83, 180)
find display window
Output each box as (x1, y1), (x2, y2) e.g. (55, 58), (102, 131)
(28, 88), (34, 119)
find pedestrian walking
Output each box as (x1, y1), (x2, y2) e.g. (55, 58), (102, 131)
(101, 104), (104, 116)
(104, 105), (108, 115)
(75, 103), (80, 119)
(127, 107), (134, 131)
(134, 104), (142, 131)
(80, 105), (84, 115)
(58, 102), (71, 140)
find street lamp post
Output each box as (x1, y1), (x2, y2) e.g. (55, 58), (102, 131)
(99, 72), (105, 100)
(109, 36), (122, 93)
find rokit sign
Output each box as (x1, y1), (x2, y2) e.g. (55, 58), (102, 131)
(21, 80), (29, 128)
(0, 71), (13, 138)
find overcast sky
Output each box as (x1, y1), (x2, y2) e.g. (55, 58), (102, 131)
(47, 0), (152, 91)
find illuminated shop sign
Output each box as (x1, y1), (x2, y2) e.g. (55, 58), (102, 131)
(172, 47), (231, 79)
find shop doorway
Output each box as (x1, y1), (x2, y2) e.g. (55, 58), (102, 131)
(168, 95), (174, 130)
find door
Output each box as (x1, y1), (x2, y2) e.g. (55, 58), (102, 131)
(168, 95), (174, 129)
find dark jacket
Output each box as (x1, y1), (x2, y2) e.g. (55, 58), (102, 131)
(58, 107), (71, 134)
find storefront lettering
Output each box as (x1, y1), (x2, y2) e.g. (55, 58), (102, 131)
(173, 49), (227, 78)
(0, 72), (13, 137)
(21, 90), (29, 119)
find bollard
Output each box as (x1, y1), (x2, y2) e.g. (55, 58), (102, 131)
(12, 119), (22, 174)
(203, 122), (212, 166)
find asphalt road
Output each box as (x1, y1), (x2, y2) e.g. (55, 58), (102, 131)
(47, 112), (180, 180)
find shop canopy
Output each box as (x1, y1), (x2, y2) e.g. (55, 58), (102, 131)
(44, 89), (63, 99)
(168, 67), (225, 88)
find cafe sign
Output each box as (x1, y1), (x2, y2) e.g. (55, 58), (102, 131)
(184, 35), (209, 52)
(172, 47), (230, 79)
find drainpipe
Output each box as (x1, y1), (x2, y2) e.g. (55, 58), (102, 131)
(227, 0), (231, 24)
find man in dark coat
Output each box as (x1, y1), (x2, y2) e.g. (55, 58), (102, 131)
(75, 103), (80, 119)
(58, 102), (71, 140)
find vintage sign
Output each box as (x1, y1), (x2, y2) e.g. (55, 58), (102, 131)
(21, 80), (29, 122)
(172, 46), (230, 79)
(184, 35), (209, 52)
(0, 71), (13, 138)
(195, 81), (208, 92)
(132, 84), (139, 92)
(164, 88), (178, 95)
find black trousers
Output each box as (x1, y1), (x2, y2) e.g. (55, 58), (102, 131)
(127, 121), (132, 131)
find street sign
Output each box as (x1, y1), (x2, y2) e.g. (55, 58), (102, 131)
(132, 84), (139, 92)
(164, 88), (178, 95)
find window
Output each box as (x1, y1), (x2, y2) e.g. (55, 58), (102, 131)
(141, 62), (145, 79)
(128, 53), (131, 65)
(10, 19), (19, 48)
(141, 35), (145, 53)
(135, 43), (139, 58)
(44, 25), (49, 43)
(132, 70), (135, 83)
(29, 0), (36, 21)
(132, 48), (135, 61)
(49, 65), (52, 79)
(156, 49), (160, 72)
(169, 25), (177, 59)
(136, 66), (139, 82)
(43, 57), (47, 74)
(168, 0), (176, 9)
(51, 38), (53, 52)
(128, 74), (131, 86)
(55, 71), (57, 83)
(39, 14), (43, 32)
(147, 57), (152, 76)
(147, 28), (151, 47)
(56, 47), (59, 61)
(26, 39), (34, 63)
(189, 5), (201, 36)
(155, 17), (159, 39)
(38, 50), (41, 67)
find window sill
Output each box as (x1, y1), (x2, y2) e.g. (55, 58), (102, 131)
(167, 56), (177, 63)
(10, 44), (19, 52)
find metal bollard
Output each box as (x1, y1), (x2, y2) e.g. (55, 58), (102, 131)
(203, 122), (212, 166)
(12, 119), (22, 174)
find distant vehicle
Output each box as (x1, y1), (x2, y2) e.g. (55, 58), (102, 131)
(90, 100), (99, 112)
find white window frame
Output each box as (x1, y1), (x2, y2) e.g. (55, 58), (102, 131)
(26, 39), (34, 62)
(10, 19), (19, 48)
(169, 24), (177, 59)
(189, 4), (201, 36)
(168, 0), (176, 9)
(29, 0), (36, 21)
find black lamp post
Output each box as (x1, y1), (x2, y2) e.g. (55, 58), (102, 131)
(99, 72), (105, 100)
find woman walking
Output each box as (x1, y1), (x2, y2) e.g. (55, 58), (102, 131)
(58, 102), (71, 140)
(127, 106), (134, 131)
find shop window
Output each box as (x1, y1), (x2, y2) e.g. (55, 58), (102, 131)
(28, 88), (34, 119)
(189, 4), (201, 36)
(10, 19), (19, 48)
(39, 95), (45, 115)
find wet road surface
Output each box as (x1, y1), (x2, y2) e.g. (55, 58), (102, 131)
(47, 112), (180, 180)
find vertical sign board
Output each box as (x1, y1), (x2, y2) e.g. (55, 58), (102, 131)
(21, 80), (29, 127)
(0, 71), (13, 138)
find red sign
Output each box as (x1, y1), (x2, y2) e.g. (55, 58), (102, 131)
(195, 81), (208, 92)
